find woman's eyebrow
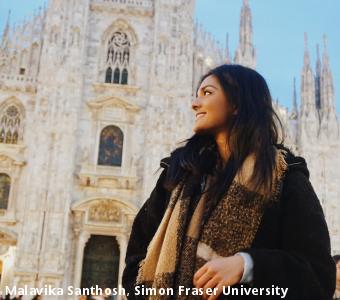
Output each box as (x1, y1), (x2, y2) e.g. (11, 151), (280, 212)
(200, 84), (217, 90)
(195, 84), (217, 96)
(196, 85), (217, 95)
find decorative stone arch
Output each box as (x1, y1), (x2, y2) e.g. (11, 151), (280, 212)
(71, 196), (138, 237)
(84, 94), (140, 176)
(0, 97), (26, 145)
(98, 19), (138, 85)
(71, 197), (138, 297)
(101, 19), (138, 49)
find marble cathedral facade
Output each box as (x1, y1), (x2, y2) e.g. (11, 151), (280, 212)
(0, 0), (339, 298)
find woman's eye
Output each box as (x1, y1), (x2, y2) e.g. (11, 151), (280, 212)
(204, 90), (212, 96)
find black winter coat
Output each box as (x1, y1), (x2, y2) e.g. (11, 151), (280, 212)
(122, 151), (336, 299)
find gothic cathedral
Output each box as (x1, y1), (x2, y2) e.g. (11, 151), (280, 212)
(0, 0), (339, 298)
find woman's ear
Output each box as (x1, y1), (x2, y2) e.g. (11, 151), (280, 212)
(232, 104), (238, 115)
(233, 108), (238, 115)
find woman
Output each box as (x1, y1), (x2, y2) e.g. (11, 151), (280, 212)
(122, 64), (336, 299)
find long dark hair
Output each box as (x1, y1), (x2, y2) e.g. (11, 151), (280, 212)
(161, 64), (286, 203)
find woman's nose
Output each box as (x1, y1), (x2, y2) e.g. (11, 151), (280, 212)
(191, 96), (201, 111)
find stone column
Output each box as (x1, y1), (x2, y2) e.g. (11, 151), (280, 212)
(73, 231), (90, 298)
(116, 235), (128, 300)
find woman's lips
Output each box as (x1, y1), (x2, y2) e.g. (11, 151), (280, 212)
(196, 112), (206, 120)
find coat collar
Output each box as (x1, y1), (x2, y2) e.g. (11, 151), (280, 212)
(160, 156), (170, 169)
(159, 146), (310, 179)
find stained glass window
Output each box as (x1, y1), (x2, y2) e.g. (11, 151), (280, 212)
(0, 105), (21, 144)
(105, 31), (130, 85)
(98, 125), (123, 167)
(0, 173), (10, 210)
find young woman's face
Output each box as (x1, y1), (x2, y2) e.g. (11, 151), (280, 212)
(192, 74), (236, 134)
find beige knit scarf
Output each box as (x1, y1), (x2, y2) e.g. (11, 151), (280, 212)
(136, 147), (289, 299)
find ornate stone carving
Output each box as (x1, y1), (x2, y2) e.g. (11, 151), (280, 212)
(73, 211), (83, 233)
(88, 200), (121, 223)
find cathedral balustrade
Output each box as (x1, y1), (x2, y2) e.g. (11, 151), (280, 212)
(78, 163), (138, 191)
(90, 0), (154, 16)
(93, 0), (153, 8)
(0, 73), (37, 93)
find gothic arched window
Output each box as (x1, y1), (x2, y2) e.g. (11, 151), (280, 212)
(98, 125), (123, 167)
(105, 32), (130, 85)
(0, 173), (10, 210)
(113, 68), (120, 84)
(0, 105), (22, 144)
(121, 69), (128, 84)
(105, 67), (112, 83)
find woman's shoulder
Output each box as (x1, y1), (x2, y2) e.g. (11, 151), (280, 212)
(283, 149), (309, 177)
(280, 150), (324, 216)
(275, 143), (310, 178)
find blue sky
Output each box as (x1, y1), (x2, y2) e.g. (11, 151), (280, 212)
(195, 0), (340, 116)
(1, 0), (339, 116)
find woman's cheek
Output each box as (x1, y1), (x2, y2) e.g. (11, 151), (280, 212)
(214, 111), (227, 126)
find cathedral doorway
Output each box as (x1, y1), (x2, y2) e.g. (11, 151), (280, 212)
(80, 235), (120, 291)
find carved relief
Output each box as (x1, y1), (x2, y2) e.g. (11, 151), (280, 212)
(88, 200), (121, 223)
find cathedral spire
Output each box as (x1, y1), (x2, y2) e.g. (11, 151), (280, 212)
(303, 32), (310, 67)
(225, 33), (231, 63)
(299, 32), (319, 145)
(315, 43), (321, 110)
(301, 32), (315, 114)
(322, 34), (330, 69)
(316, 43), (321, 77)
(291, 77), (298, 119)
(1, 10), (11, 50)
(234, 0), (256, 69)
(320, 34), (335, 111)
(318, 34), (339, 140)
